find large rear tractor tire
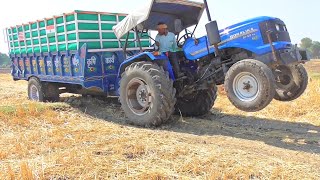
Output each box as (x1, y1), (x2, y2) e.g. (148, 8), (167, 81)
(175, 86), (217, 116)
(273, 64), (308, 101)
(224, 59), (275, 112)
(119, 62), (176, 127)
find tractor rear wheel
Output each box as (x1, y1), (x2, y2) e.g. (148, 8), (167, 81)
(175, 86), (217, 116)
(119, 62), (176, 127)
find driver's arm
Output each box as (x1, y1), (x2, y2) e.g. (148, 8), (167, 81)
(155, 35), (160, 51)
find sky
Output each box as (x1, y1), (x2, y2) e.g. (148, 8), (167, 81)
(0, 0), (318, 54)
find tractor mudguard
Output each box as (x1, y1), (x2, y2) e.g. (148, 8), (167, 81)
(117, 52), (175, 80)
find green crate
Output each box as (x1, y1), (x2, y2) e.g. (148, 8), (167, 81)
(78, 13), (98, 21)
(101, 23), (114, 30)
(67, 24), (76, 31)
(40, 37), (47, 44)
(79, 32), (100, 39)
(66, 14), (75, 22)
(47, 19), (54, 26)
(56, 17), (64, 24)
(40, 29), (46, 36)
(26, 40), (32, 46)
(33, 39), (39, 45)
(25, 32), (31, 38)
(6, 10), (151, 55)
(57, 26), (65, 33)
(48, 37), (56, 43)
(58, 35), (66, 42)
(67, 33), (76, 41)
(78, 23), (99, 30)
(101, 15), (117, 21)
(31, 23), (37, 29)
(39, 21), (45, 28)
(32, 31), (38, 37)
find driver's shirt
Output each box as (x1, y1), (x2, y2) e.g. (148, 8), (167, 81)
(155, 32), (178, 53)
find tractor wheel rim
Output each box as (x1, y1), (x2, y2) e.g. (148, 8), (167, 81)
(126, 78), (151, 116)
(30, 85), (40, 101)
(233, 72), (260, 102)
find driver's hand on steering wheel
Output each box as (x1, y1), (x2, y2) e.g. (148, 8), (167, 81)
(194, 38), (199, 45)
(153, 51), (160, 56)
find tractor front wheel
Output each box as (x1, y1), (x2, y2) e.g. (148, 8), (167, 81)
(273, 64), (308, 101)
(224, 59), (275, 112)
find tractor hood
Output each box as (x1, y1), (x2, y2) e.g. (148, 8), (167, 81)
(112, 0), (205, 39)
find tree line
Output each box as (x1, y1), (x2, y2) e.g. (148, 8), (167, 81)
(0, 52), (10, 68)
(300, 37), (320, 59)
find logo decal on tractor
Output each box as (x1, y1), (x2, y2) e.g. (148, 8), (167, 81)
(229, 28), (258, 40)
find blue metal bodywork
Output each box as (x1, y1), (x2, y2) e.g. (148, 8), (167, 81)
(11, 16), (295, 97)
(183, 16), (291, 60)
(11, 44), (127, 96)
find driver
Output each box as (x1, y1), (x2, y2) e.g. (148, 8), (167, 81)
(154, 22), (178, 53)
(154, 22), (183, 78)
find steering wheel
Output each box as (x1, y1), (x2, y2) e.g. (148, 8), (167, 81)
(177, 32), (193, 47)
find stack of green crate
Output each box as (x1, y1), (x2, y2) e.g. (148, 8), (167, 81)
(6, 10), (151, 55)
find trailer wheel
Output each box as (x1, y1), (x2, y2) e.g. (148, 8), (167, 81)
(119, 62), (176, 127)
(28, 77), (45, 102)
(43, 83), (60, 102)
(175, 86), (217, 116)
(224, 59), (275, 112)
(273, 64), (308, 101)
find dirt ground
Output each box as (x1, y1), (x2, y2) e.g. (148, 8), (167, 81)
(0, 68), (10, 74)
(0, 61), (319, 179)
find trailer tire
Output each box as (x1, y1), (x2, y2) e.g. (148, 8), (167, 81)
(175, 86), (217, 116)
(28, 77), (45, 102)
(43, 83), (60, 102)
(119, 61), (176, 127)
(224, 59), (275, 112)
(273, 64), (308, 101)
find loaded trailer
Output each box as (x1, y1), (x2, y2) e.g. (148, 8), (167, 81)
(5, 10), (152, 100)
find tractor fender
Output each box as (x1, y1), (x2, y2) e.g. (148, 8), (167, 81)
(117, 52), (175, 79)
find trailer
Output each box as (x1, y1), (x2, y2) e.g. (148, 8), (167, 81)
(5, 10), (152, 99)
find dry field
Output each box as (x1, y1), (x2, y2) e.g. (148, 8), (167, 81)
(0, 61), (319, 179)
(0, 68), (10, 74)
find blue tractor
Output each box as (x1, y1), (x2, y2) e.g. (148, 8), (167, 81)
(7, 0), (309, 127)
(113, 0), (309, 126)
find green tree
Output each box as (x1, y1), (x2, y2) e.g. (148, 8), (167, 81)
(0, 52), (11, 67)
(311, 41), (320, 58)
(300, 37), (313, 49)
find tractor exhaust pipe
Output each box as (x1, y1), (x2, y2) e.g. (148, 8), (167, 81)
(203, 0), (212, 21)
(203, 0), (221, 55)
